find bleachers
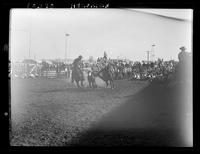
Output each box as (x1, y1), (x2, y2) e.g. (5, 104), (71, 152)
(11, 62), (69, 79)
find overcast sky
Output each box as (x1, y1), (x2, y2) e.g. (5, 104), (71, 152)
(132, 9), (192, 21)
(10, 9), (192, 62)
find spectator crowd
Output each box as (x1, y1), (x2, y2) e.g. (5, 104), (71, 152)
(10, 46), (192, 83)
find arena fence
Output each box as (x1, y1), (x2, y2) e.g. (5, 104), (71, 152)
(11, 62), (70, 79)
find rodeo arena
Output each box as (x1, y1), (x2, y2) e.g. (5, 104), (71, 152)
(10, 46), (192, 147)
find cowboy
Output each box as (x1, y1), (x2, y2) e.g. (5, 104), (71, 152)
(98, 51), (108, 69)
(178, 46), (187, 62)
(71, 55), (83, 83)
(73, 55), (83, 70)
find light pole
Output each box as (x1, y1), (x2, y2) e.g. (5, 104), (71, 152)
(146, 51), (150, 63)
(151, 44), (155, 62)
(65, 33), (70, 63)
(29, 31), (31, 59)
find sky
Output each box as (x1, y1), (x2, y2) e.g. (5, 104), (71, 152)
(10, 9), (192, 62)
(131, 9), (192, 21)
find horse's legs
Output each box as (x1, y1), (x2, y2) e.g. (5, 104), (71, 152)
(105, 81), (109, 88)
(109, 79), (114, 89)
(81, 80), (84, 88)
(91, 82), (94, 88)
(110, 80), (112, 88)
(71, 76), (74, 83)
(92, 81), (96, 88)
(111, 80), (115, 89)
(71, 71), (74, 83)
(109, 80), (112, 88)
(76, 80), (80, 88)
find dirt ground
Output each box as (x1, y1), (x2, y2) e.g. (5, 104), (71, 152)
(10, 77), (192, 147)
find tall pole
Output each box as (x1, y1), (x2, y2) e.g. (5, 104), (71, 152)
(65, 33), (70, 63)
(151, 44), (155, 62)
(29, 31), (31, 59)
(146, 51), (150, 63)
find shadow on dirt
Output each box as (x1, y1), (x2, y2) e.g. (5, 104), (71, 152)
(68, 80), (189, 147)
(68, 128), (180, 147)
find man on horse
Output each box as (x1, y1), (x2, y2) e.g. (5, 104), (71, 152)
(73, 55), (83, 68)
(72, 55), (83, 82)
(96, 52), (115, 89)
(71, 55), (85, 87)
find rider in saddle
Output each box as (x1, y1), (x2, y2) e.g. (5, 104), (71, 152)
(73, 55), (83, 70)
(99, 51), (108, 69)
(71, 55), (83, 82)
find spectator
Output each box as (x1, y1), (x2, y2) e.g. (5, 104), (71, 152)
(178, 46), (187, 62)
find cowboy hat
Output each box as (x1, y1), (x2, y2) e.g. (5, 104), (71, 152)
(180, 46), (186, 51)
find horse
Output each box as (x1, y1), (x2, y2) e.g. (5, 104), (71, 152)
(71, 67), (85, 88)
(96, 64), (115, 89)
